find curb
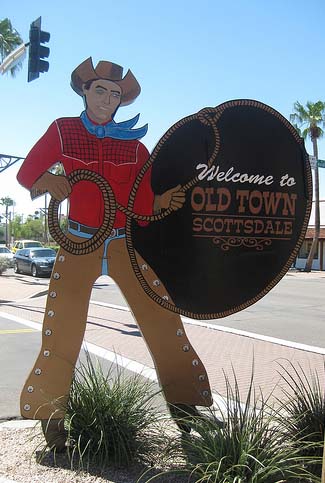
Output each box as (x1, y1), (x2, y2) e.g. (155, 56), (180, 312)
(0, 419), (38, 430)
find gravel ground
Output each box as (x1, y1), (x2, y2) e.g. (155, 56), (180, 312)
(0, 425), (191, 483)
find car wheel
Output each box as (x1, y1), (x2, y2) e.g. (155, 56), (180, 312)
(14, 262), (20, 274)
(31, 264), (38, 277)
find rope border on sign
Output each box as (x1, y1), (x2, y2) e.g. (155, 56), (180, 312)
(125, 100), (313, 320)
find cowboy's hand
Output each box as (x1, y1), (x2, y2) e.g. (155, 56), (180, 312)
(31, 172), (72, 201)
(159, 184), (186, 211)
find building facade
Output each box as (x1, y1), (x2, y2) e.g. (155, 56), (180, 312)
(295, 200), (325, 270)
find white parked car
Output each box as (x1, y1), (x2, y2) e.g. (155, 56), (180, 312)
(0, 245), (14, 267)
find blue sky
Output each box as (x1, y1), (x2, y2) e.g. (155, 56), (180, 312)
(1, 0), (325, 217)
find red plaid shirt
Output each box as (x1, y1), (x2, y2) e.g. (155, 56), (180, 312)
(17, 117), (154, 228)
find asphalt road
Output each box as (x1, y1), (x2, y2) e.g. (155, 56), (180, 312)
(0, 315), (40, 419)
(211, 272), (325, 347)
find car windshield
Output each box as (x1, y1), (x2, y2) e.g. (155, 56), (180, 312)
(25, 242), (42, 248)
(30, 249), (56, 258)
(0, 247), (10, 254)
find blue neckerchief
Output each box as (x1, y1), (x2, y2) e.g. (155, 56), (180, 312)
(80, 111), (148, 140)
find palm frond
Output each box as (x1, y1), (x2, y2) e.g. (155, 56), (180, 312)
(291, 100), (325, 141)
(0, 17), (24, 76)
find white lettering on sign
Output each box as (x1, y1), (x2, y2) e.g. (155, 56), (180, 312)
(196, 163), (274, 186)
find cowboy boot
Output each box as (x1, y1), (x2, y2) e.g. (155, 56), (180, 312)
(41, 418), (67, 452)
(168, 403), (225, 433)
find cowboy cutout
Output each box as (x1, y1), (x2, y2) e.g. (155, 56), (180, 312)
(17, 57), (214, 448)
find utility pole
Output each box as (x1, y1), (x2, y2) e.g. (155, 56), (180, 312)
(36, 194), (49, 244)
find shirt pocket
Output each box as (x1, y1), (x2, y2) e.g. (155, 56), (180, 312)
(107, 163), (135, 184)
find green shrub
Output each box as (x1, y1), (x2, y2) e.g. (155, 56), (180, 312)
(34, 356), (324, 482)
(276, 361), (325, 479)
(0, 256), (11, 275)
(63, 352), (166, 470)
(145, 368), (319, 483)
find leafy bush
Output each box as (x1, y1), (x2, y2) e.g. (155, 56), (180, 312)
(34, 356), (324, 482)
(145, 368), (319, 483)
(63, 352), (166, 470)
(0, 256), (11, 275)
(276, 361), (325, 478)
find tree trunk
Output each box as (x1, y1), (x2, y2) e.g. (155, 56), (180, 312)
(305, 138), (320, 271)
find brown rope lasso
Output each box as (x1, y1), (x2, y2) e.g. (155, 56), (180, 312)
(48, 170), (116, 255)
(48, 108), (221, 255)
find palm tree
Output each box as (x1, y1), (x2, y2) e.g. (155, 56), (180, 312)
(0, 196), (14, 246)
(0, 18), (24, 76)
(290, 101), (325, 272)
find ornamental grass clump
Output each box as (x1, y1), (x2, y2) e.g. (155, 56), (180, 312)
(64, 352), (165, 470)
(178, 371), (313, 483)
(276, 361), (325, 478)
(144, 367), (318, 483)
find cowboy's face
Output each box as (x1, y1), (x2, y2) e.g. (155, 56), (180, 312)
(82, 79), (122, 123)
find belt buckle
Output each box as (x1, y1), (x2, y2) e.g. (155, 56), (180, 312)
(110, 228), (116, 237)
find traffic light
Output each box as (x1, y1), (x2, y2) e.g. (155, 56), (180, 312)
(28, 17), (50, 82)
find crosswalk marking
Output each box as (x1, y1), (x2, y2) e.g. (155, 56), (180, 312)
(0, 328), (37, 334)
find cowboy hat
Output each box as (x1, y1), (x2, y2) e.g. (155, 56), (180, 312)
(71, 57), (141, 106)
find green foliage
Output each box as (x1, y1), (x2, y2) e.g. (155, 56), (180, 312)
(146, 368), (319, 483)
(32, 357), (324, 481)
(290, 101), (325, 140)
(0, 196), (14, 208)
(10, 214), (23, 240)
(10, 214), (44, 240)
(0, 18), (24, 76)
(18, 217), (44, 240)
(63, 353), (165, 470)
(276, 361), (325, 479)
(0, 256), (10, 275)
(10, 214), (65, 242)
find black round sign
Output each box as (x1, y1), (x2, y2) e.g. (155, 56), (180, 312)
(126, 100), (312, 319)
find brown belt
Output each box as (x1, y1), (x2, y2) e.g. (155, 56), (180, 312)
(68, 220), (126, 238)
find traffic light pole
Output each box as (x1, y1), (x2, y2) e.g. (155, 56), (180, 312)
(28, 17), (50, 82)
(0, 17), (50, 81)
(0, 154), (24, 173)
